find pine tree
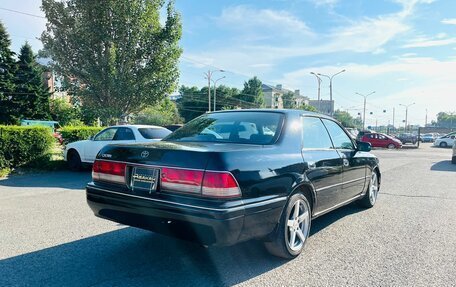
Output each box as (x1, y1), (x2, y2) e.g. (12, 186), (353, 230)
(0, 21), (18, 124)
(15, 43), (51, 121)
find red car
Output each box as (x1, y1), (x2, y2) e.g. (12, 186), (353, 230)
(361, 133), (402, 149)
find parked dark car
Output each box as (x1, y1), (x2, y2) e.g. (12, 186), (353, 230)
(165, 124), (184, 132)
(360, 132), (402, 149)
(396, 133), (418, 144)
(86, 110), (381, 259)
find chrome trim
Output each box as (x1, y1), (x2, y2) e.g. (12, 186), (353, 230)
(87, 185), (286, 212)
(315, 176), (367, 192)
(313, 193), (364, 218)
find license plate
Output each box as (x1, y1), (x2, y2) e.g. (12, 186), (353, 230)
(130, 167), (160, 194)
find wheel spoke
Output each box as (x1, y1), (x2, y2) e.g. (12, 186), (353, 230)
(297, 211), (309, 223)
(293, 201), (300, 219)
(296, 228), (306, 242)
(289, 229), (297, 247)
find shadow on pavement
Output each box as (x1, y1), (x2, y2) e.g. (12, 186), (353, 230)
(0, 202), (365, 286)
(310, 203), (364, 236)
(0, 171), (91, 190)
(430, 160), (456, 172)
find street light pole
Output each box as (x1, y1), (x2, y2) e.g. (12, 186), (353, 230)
(204, 69), (225, 112)
(318, 69), (345, 116)
(399, 102), (415, 132)
(212, 76), (226, 111)
(310, 72), (322, 112)
(356, 91), (376, 130)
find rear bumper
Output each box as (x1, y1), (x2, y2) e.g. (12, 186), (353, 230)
(86, 184), (286, 246)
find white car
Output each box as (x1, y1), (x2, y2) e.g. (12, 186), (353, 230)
(433, 134), (456, 148)
(64, 125), (171, 170)
(452, 140), (456, 164)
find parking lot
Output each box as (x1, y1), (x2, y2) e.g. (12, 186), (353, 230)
(0, 143), (455, 287)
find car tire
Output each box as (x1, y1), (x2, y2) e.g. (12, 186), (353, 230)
(387, 143), (396, 149)
(264, 193), (311, 259)
(357, 170), (379, 208)
(452, 156), (456, 164)
(67, 150), (82, 171)
(440, 142), (448, 148)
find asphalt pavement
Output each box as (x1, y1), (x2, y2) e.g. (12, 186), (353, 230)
(0, 143), (455, 286)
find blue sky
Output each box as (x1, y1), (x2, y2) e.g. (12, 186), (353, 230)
(1, 0), (456, 127)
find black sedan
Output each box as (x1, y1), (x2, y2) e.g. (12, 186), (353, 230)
(86, 109), (381, 259)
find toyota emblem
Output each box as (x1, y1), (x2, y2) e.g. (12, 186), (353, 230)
(140, 151), (149, 158)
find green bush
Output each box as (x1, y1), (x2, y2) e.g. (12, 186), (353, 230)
(0, 126), (55, 170)
(60, 126), (103, 144)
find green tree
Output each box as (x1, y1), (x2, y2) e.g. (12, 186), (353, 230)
(41, 0), (182, 123)
(0, 21), (17, 124)
(333, 110), (353, 127)
(436, 112), (456, 128)
(133, 97), (182, 126)
(238, 76), (264, 108)
(299, 103), (317, 112)
(282, 91), (296, 109)
(49, 98), (82, 126)
(14, 43), (51, 122)
(176, 85), (242, 122)
(176, 85), (206, 122)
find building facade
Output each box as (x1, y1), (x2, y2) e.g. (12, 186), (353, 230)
(308, 99), (334, 115)
(261, 84), (308, 109)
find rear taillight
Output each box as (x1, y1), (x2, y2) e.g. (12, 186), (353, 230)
(161, 167), (204, 194)
(92, 160), (126, 184)
(160, 167), (241, 198)
(202, 171), (241, 198)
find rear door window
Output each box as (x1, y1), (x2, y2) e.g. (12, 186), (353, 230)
(302, 117), (333, 149)
(113, 127), (135, 141)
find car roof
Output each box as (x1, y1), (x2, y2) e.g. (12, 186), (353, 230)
(209, 108), (334, 120)
(107, 124), (168, 129)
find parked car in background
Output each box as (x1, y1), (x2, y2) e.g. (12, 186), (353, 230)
(434, 133), (456, 148)
(86, 110), (381, 259)
(20, 119), (63, 144)
(396, 133), (418, 145)
(64, 125), (171, 170)
(345, 128), (359, 139)
(420, 133), (438, 143)
(165, 124), (183, 132)
(452, 140), (456, 164)
(360, 132), (402, 149)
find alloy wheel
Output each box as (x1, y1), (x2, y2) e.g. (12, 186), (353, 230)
(286, 199), (310, 252)
(369, 172), (379, 205)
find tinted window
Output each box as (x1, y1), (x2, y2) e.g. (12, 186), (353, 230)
(322, 119), (354, 150)
(302, 117), (333, 149)
(113, 127), (135, 140)
(164, 112), (283, 145)
(94, 128), (118, 141)
(138, 128), (172, 139)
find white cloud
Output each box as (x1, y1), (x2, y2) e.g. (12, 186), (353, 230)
(216, 5), (313, 40)
(441, 18), (456, 25)
(276, 56), (456, 125)
(308, 0), (339, 7)
(402, 34), (456, 48)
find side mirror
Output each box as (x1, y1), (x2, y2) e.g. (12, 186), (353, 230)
(88, 135), (94, 140)
(356, 141), (371, 152)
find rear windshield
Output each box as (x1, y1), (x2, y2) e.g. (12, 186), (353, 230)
(163, 112), (284, 145)
(138, 128), (172, 139)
